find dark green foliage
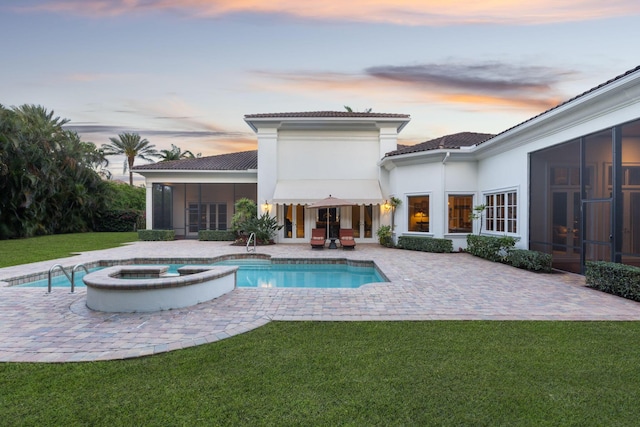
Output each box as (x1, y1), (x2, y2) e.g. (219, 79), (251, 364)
(506, 249), (553, 273)
(137, 229), (175, 241)
(377, 225), (393, 247)
(3, 322), (640, 425)
(586, 261), (640, 302)
(397, 235), (453, 253)
(198, 230), (236, 241)
(103, 181), (145, 210)
(243, 212), (284, 244)
(231, 197), (257, 234)
(0, 104), (110, 239)
(95, 210), (144, 232)
(466, 234), (516, 262)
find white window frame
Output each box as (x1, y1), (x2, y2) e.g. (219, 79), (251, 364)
(484, 189), (518, 235)
(406, 194), (431, 234)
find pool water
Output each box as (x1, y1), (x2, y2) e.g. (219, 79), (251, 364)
(16, 260), (386, 289)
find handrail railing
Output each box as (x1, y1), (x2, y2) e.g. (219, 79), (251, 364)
(48, 264), (71, 293)
(246, 232), (256, 252)
(71, 264), (89, 294)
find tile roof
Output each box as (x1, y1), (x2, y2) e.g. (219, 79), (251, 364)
(385, 132), (495, 157)
(477, 64), (640, 146)
(133, 150), (257, 171)
(244, 111), (410, 119)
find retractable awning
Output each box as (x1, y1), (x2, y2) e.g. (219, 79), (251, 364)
(271, 179), (384, 205)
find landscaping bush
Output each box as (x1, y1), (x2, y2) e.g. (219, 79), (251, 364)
(95, 209), (144, 232)
(397, 235), (453, 253)
(466, 234), (516, 262)
(198, 230), (235, 241)
(137, 229), (175, 241)
(506, 249), (552, 273)
(377, 225), (393, 247)
(585, 261), (640, 302)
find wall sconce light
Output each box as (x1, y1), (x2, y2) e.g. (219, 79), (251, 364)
(262, 200), (271, 212)
(383, 200), (391, 211)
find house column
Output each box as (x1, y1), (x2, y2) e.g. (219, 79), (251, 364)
(145, 182), (153, 230)
(257, 125), (279, 214)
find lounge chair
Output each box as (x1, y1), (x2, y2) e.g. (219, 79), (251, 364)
(310, 228), (326, 249)
(339, 229), (356, 249)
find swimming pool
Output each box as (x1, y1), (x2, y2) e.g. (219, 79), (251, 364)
(16, 259), (387, 289)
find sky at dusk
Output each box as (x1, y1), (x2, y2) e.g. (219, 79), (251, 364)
(2, 1), (640, 182)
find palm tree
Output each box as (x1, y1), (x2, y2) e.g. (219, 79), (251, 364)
(102, 132), (159, 185)
(159, 144), (199, 162)
(344, 105), (372, 113)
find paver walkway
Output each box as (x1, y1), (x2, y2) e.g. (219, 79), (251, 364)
(1, 241), (640, 362)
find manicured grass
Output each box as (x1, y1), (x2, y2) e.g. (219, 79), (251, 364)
(2, 321), (640, 426)
(0, 232), (138, 268)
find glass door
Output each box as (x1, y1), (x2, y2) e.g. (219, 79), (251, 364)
(283, 204), (306, 242)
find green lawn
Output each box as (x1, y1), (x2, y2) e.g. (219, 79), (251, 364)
(0, 232), (138, 268)
(2, 321), (640, 426)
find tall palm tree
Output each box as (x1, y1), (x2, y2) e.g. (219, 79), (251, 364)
(102, 132), (159, 185)
(159, 144), (199, 162)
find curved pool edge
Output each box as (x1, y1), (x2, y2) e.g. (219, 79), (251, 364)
(84, 265), (238, 313)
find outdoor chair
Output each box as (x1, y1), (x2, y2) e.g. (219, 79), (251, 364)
(339, 229), (356, 249)
(310, 228), (326, 249)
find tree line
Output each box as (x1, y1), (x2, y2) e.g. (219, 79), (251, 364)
(0, 104), (195, 239)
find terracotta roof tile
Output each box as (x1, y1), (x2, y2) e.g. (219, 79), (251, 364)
(244, 111), (409, 119)
(385, 132), (495, 157)
(133, 150), (257, 171)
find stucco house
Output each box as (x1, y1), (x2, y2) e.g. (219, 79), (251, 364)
(134, 65), (640, 274)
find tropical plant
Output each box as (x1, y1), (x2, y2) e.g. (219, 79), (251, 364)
(102, 132), (159, 185)
(377, 225), (393, 247)
(0, 104), (109, 238)
(159, 144), (200, 162)
(231, 198), (257, 235)
(469, 204), (487, 235)
(344, 105), (372, 113)
(244, 212), (284, 244)
(389, 196), (402, 231)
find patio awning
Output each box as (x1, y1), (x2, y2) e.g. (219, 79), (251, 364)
(271, 179), (384, 205)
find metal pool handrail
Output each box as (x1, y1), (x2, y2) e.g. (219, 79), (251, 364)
(247, 232), (256, 252)
(48, 263), (89, 293)
(48, 264), (71, 293)
(71, 264), (89, 293)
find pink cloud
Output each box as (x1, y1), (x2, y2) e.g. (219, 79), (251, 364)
(16, 0), (640, 25)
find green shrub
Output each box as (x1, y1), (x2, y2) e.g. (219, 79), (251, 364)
(198, 230), (235, 241)
(397, 236), (453, 253)
(585, 261), (640, 302)
(466, 234), (516, 262)
(377, 225), (393, 247)
(506, 249), (552, 273)
(95, 209), (144, 232)
(137, 229), (175, 241)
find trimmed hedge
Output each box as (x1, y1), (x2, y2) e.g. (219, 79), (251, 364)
(466, 235), (516, 262)
(137, 229), (175, 241)
(95, 209), (144, 232)
(397, 236), (453, 253)
(586, 261), (640, 302)
(198, 230), (236, 241)
(506, 249), (552, 273)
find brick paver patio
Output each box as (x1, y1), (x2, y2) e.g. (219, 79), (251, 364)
(1, 241), (639, 362)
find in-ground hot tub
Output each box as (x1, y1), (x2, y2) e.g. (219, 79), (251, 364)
(83, 265), (237, 313)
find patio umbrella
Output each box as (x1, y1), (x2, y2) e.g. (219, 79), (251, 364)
(307, 195), (355, 239)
